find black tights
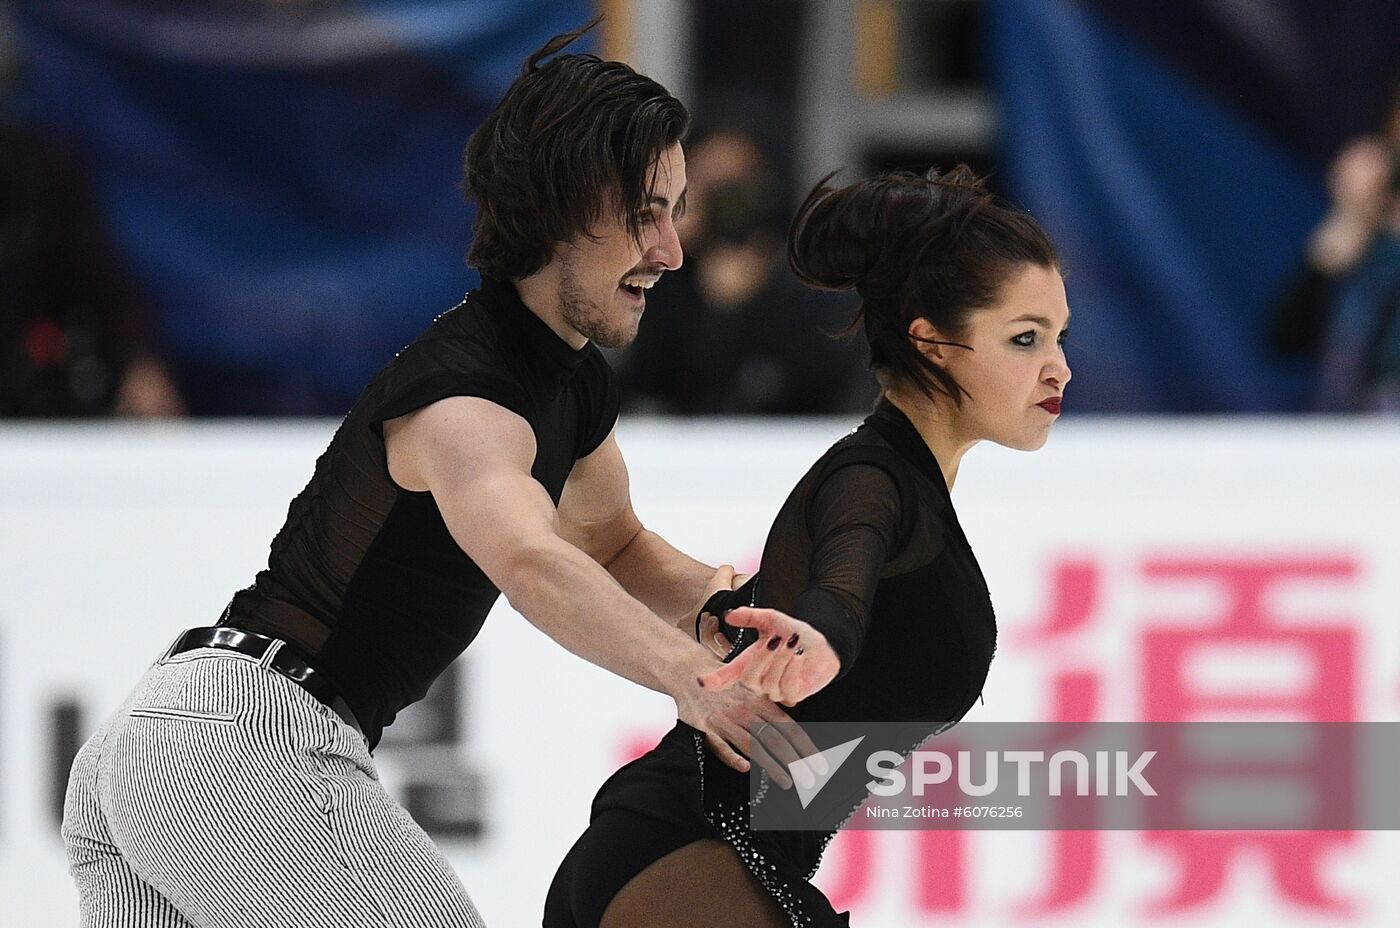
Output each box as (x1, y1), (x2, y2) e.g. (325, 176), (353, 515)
(545, 810), (788, 928)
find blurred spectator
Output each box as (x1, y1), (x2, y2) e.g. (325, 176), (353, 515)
(672, 121), (774, 247)
(0, 35), (184, 419)
(1273, 85), (1400, 412)
(621, 123), (875, 414)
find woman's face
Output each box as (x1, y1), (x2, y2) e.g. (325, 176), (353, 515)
(935, 263), (1072, 451)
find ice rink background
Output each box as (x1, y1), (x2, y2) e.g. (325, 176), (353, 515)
(3, 415), (1398, 925)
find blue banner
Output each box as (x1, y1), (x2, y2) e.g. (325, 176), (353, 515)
(988, 0), (1396, 412)
(15, 0), (591, 413)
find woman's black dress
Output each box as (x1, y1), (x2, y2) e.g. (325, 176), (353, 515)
(544, 399), (998, 927)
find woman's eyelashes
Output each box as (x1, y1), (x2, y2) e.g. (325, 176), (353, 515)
(1010, 329), (1070, 348)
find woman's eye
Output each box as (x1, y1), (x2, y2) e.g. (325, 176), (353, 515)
(1012, 331), (1036, 347)
(1058, 330), (1070, 346)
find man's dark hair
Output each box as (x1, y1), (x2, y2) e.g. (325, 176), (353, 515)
(463, 19), (690, 280)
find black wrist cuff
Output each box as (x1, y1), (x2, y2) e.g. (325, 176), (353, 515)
(693, 574), (761, 646)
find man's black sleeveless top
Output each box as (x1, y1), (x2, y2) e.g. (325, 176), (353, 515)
(222, 278), (619, 747)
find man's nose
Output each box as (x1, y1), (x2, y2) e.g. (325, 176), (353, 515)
(651, 217), (683, 271)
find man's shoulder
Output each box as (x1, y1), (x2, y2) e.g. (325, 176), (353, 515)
(388, 293), (514, 370)
(349, 293), (534, 430)
(416, 291), (501, 342)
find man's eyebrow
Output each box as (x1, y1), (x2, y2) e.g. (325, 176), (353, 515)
(646, 185), (688, 210)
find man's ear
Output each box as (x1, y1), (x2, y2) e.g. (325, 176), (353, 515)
(908, 317), (948, 363)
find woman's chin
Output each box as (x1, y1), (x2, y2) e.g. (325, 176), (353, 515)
(999, 431), (1051, 452)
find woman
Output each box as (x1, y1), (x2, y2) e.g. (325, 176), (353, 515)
(544, 165), (1071, 927)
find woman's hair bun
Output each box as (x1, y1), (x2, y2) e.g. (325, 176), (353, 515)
(786, 166), (991, 301)
(785, 163), (1058, 406)
(786, 170), (883, 293)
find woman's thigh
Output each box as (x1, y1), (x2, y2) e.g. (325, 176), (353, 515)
(601, 838), (789, 928)
(544, 804), (787, 928)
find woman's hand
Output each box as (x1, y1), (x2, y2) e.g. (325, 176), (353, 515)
(696, 607), (841, 706)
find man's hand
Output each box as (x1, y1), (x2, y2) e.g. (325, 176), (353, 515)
(695, 610), (733, 660)
(672, 675), (826, 790)
(696, 607), (841, 706)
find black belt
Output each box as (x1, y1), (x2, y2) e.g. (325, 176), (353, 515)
(166, 626), (364, 740)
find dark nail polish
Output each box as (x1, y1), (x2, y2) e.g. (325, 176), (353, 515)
(697, 677), (706, 688)
(766, 636), (781, 650)
(786, 633), (799, 647)
(795, 647), (805, 656)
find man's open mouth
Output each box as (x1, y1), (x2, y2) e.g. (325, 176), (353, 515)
(620, 275), (658, 298)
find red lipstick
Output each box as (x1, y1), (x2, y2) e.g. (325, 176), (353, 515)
(1037, 397), (1062, 414)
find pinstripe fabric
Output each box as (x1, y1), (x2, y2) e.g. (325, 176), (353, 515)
(63, 643), (486, 927)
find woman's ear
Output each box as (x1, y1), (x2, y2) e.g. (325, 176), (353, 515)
(908, 317), (948, 363)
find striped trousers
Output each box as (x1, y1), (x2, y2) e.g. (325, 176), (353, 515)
(62, 641), (487, 927)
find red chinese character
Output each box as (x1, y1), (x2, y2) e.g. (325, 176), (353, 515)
(817, 830), (876, 912)
(1140, 556), (1359, 915)
(1015, 671), (1105, 917)
(1013, 557), (1111, 916)
(1015, 556), (1103, 644)
(914, 830), (967, 913)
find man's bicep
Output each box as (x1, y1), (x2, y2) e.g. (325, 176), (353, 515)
(400, 397), (561, 583)
(435, 467), (563, 588)
(557, 428), (641, 562)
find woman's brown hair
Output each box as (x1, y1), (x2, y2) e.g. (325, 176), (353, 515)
(788, 165), (1058, 404)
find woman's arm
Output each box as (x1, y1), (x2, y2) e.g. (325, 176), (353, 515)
(699, 462), (904, 704)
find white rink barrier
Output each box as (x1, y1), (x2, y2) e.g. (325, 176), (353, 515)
(3, 415), (1398, 926)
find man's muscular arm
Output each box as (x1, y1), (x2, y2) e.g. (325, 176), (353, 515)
(556, 426), (723, 627)
(554, 423), (833, 705)
(382, 397), (816, 784)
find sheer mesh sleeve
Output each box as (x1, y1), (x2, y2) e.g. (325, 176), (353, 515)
(797, 462), (903, 678)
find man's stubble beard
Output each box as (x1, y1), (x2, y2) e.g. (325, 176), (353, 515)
(557, 253), (639, 350)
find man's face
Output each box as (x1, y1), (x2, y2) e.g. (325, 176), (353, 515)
(554, 142), (687, 348)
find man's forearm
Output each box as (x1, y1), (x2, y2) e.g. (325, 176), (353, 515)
(603, 527), (717, 626)
(501, 538), (714, 697)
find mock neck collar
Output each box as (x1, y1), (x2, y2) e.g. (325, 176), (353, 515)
(478, 276), (590, 381)
(866, 398), (952, 497)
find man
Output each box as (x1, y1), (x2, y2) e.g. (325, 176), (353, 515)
(62, 21), (832, 927)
